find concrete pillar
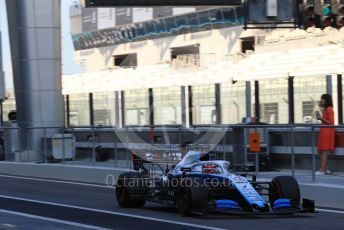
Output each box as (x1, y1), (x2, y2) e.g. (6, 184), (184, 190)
(181, 86), (186, 128)
(326, 74), (332, 96)
(0, 31), (2, 71)
(0, 30), (5, 101)
(115, 91), (120, 128)
(6, 0), (63, 161)
(0, 30), (5, 125)
(246, 81), (251, 117)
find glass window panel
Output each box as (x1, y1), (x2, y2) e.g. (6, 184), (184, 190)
(124, 89), (149, 126)
(136, 23), (146, 38)
(209, 9), (224, 29)
(153, 87), (181, 125)
(120, 28), (128, 41)
(176, 15), (187, 27)
(175, 15), (189, 35)
(198, 11), (211, 31)
(294, 75), (326, 124)
(211, 8), (224, 21)
(156, 19), (167, 34)
(187, 13), (199, 27)
(123, 26), (133, 40)
(186, 13), (200, 33)
(235, 6), (246, 23)
(165, 17), (176, 33)
(260, 102), (279, 124)
(145, 21), (157, 36)
(302, 101), (317, 123)
(192, 85), (216, 125)
(69, 93), (90, 126)
(221, 82), (246, 124)
(125, 109), (148, 126)
(93, 92), (116, 126)
(259, 78), (288, 124)
(198, 11), (210, 24)
(222, 8), (236, 22)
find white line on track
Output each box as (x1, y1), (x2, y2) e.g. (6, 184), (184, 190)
(0, 194), (227, 230)
(316, 208), (344, 214)
(0, 174), (113, 189)
(0, 208), (111, 230)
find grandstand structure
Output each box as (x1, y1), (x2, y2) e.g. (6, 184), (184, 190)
(50, 1), (344, 128)
(2, 1), (344, 168)
(4, 3), (344, 128)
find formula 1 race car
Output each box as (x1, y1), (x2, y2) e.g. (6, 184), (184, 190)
(116, 151), (315, 216)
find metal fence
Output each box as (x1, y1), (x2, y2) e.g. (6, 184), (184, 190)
(0, 123), (343, 183)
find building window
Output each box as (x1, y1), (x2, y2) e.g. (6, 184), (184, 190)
(260, 103), (279, 124)
(295, 76), (325, 123)
(259, 78), (288, 124)
(93, 92), (116, 126)
(171, 44), (200, 68)
(153, 87), (181, 125)
(302, 101), (318, 123)
(221, 82), (246, 124)
(114, 53), (137, 67)
(192, 85), (216, 125)
(124, 89), (149, 126)
(241, 37), (255, 54)
(69, 93), (90, 126)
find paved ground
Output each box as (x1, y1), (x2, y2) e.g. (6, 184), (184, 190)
(256, 169), (344, 186)
(0, 211), (86, 230)
(62, 161), (344, 185)
(0, 174), (343, 230)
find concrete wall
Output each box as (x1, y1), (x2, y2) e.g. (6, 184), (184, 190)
(0, 161), (128, 185)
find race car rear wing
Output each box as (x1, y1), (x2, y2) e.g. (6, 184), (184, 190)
(132, 153), (149, 172)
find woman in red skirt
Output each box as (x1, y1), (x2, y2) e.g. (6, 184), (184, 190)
(316, 94), (335, 175)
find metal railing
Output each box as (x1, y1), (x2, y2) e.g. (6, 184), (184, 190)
(0, 123), (343, 183)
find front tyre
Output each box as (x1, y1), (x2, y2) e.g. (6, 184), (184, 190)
(269, 176), (300, 207)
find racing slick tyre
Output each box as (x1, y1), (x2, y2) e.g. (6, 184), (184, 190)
(178, 185), (192, 216)
(116, 172), (147, 208)
(269, 176), (300, 207)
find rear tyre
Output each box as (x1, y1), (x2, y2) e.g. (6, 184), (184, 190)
(116, 172), (147, 208)
(269, 176), (300, 207)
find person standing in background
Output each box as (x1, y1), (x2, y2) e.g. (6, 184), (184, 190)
(316, 94), (335, 175)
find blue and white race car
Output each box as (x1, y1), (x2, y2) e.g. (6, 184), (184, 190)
(116, 151), (315, 216)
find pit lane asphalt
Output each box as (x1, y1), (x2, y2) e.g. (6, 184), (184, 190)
(0, 174), (343, 230)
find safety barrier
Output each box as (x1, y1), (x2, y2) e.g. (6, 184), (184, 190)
(0, 124), (343, 183)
